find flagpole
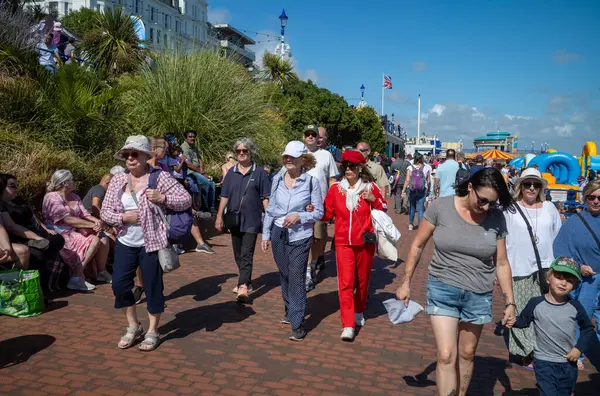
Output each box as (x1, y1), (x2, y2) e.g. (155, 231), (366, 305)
(381, 73), (385, 116)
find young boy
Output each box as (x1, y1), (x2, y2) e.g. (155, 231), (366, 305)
(513, 257), (595, 396)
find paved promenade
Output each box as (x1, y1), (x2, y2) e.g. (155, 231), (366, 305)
(0, 212), (598, 395)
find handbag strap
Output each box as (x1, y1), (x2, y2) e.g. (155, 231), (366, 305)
(236, 166), (254, 212)
(514, 203), (544, 274)
(577, 212), (600, 249)
(127, 174), (170, 233)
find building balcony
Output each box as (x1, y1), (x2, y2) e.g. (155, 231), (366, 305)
(219, 39), (255, 63)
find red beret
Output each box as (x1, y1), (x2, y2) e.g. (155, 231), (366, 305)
(342, 150), (367, 164)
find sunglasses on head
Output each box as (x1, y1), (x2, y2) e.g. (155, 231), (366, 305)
(522, 181), (542, 190)
(304, 131), (318, 138)
(121, 151), (139, 159)
(587, 194), (600, 203)
(473, 188), (498, 208)
(236, 148), (249, 154)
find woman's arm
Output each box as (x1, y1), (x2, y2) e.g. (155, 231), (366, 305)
(495, 238), (516, 327)
(299, 180), (324, 224)
(0, 212), (43, 240)
(403, 168), (412, 194)
(62, 216), (97, 229)
(101, 177), (125, 227)
(261, 176), (280, 240)
(321, 184), (336, 221)
(369, 183), (387, 211)
(158, 172), (192, 211)
(395, 219), (435, 305)
(173, 158), (185, 173)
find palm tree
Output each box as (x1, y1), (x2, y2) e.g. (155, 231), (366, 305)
(81, 7), (149, 78)
(261, 51), (298, 87)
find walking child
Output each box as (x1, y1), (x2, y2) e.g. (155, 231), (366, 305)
(513, 257), (595, 396)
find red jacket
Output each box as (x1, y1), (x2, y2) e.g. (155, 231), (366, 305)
(322, 182), (387, 246)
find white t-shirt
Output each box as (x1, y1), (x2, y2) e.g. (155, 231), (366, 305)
(118, 190), (145, 247)
(307, 148), (339, 201)
(504, 201), (563, 277)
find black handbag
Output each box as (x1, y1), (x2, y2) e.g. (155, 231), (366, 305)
(514, 204), (548, 294)
(223, 171), (254, 230)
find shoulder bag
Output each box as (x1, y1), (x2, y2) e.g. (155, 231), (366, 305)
(223, 169), (255, 230)
(577, 212), (600, 249)
(127, 174), (180, 273)
(514, 204), (548, 294)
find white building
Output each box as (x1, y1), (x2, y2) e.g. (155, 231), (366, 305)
(27, 0), (209, 52)
(209, 24), (255, 67)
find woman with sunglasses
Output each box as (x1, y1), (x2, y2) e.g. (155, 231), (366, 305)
(101, 135), (191, 351)
(322, 150), (387, 341)
(395, 167), (516, 396)
(503, 168), (562, 369)
(216, 137), (271, 303)
(42, 170), (111, 291)
(553, 179), (600, 370)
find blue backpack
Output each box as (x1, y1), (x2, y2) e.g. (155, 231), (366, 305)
(149, 170), (193, 241)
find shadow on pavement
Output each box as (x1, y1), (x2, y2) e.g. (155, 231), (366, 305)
(247, 271), (280, 304)
(365, 291), (396, 321)
(165, 273), (237, 302)
(304, 290), (339, 333)
(159, 300), (256, 342)
(0, 334), (56, 369)
(404, 356), (513, 395)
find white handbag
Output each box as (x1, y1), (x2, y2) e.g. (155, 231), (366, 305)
(153, 205), (181, 273)
(371, 209), (400, 261)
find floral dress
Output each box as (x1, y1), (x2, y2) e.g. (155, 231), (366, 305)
(42, 192), (96, 270)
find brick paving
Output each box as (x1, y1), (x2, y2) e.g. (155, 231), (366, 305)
(0, 212), (598, 395)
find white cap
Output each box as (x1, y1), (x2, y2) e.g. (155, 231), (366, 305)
(281, 140), (307, 158)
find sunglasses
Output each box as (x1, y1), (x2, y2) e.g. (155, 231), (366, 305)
(341, 162), (360, 171)
(522, 181), (542, 190)
(358, 148), (369, 153)
(587, 194), (600, 203)
(236, 149), (249, 154)
(304, 131), (318, 138)
(6, 183), (17, 189)
(121, 151), (139, 159)
(473, 188), (498, 208)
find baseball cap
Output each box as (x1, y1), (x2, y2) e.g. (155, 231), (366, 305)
(303, 124), (319, 134)
(550, 256), (581, 280)
(475, 154), (484, 162)
(282, 140), (307, 158)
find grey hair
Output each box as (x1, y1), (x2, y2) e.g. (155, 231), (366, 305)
(47, 169), (74, 192)
(484, 158), (494, 167)
(110, 165), (125, 175)
(233, 137), (258, 159)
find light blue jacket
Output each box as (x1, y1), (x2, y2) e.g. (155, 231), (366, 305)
(262, 171), (323, 242)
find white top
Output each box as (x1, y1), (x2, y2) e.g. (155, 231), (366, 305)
(117, 190), (145, 247)
(504, 201), (563, 277)
(307, 148), (339, 201)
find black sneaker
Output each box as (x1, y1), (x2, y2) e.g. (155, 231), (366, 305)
(315, 256), (325, 271)
(195, 243), (216, 255)
(133, 286), (145, 304)
(289, 326), (306, 341)
(281, 315), (291, 324)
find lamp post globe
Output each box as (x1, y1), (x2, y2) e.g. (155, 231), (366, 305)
(279, 9), (288, 28)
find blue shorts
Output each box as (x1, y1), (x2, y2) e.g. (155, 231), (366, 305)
(426, 274), (493, 325)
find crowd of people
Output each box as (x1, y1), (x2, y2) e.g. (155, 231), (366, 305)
(1, 127), (599, 394)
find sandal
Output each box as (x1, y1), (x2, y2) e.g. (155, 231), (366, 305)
(117, 323), (144, 349)
(138, 331), (160, 352)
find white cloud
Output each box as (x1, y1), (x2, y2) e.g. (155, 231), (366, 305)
(472, 107), (486, 118)
(302, 69), (320, 84)
(554, 124), (575, 137)
(546, 95), (571, 114)
(208, 7), (231, 24)
(430, 104), (446, 116)
(412, 61), (426, 72)
(504, 114), (533, 121)
(553, 50), (583, 65)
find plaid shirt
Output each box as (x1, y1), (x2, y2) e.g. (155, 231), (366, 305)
(100, 168), (191, 252)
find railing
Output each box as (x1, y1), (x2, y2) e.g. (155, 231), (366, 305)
(219, 40), (255, 62)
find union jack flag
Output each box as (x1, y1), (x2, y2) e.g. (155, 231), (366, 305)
(383, 74), (392, 90)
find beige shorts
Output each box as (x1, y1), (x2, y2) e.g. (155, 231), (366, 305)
(313, 221), (328, 240)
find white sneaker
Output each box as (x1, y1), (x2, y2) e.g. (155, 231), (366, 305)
(96, 271), (112, 284)
(67, 277), (96, 291)
(355, 313), (365, 327)
(341, 327), (355, 341)
(408, 224), (414, 231)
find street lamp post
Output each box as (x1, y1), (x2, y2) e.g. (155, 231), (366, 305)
(358, 84), (367, 108)
(275, 9), (291, 57)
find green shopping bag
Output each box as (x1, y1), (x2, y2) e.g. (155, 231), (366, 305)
(0, 270), (45, 317)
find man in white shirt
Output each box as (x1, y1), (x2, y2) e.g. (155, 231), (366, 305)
(304, 125), (339, 291)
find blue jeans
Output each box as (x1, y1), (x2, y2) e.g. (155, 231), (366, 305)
(533, 359), (577, 396)
(570, 273), (600, 361)
(188, 171), (216, 211)
(409, 191), (426, 226)
(426, 274), (493, 325)
(112, 241), (164, 315)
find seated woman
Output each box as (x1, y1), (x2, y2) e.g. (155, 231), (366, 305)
(0, 214), (29, 270)
(42, 170), (111, 291)
(0, 174), (65, 290)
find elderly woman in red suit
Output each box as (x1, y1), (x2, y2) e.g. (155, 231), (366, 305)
(322, 150), (387, 341)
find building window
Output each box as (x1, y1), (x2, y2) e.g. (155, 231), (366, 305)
(135, 0), (140, 13)
(48, 2), (58, 14)
(164, 34), (167, 46)
(149, 28), (153, 42)
(150, 7), (154, 22)
(64, 3), (69, 15)
(157, 30), (161, 44)
(175, 20), (178, 33)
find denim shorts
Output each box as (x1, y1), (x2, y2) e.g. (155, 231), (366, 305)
(426, 274), (493, 325)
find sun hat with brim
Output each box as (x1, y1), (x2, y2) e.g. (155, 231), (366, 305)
(282, 141), (307, 158)
(114, 135), (156, 161)
(517, 167), (547, 188)
(550, 256), (581, 280)
(302, 124), (319, 134)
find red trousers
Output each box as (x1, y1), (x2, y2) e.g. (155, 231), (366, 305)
(335, 244), (376, 328)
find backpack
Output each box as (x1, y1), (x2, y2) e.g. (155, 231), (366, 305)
(409, 166), (426, 192)
(455, 163), (471, 188)
(149, 170), (193, 241)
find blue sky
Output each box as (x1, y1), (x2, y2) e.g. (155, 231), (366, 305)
(208, 0), (600, 154)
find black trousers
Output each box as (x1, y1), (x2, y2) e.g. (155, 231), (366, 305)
(230, 228), (257, 287)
